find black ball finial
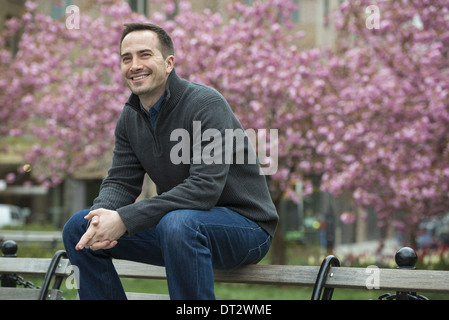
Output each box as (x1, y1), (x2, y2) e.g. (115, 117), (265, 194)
(1, 240), (18, 257)
(395, 247), (417, 269)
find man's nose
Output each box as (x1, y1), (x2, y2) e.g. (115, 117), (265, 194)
(130, 59), (143, 72)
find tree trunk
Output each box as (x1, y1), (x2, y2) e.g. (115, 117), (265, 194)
(270, 195), (287, 265)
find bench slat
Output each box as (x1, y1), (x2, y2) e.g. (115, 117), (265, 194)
(214, 264), (319, 286)
(126, 292), (170, 300)
(112, 260), (320, 286)
(2, 258), (449, 294)
(0, 258), (70, 275)
(112, 260), (449, 293)
(113, 260), (167, 280)
(325, 267), (449, 294)
(0, 287), (63, 300)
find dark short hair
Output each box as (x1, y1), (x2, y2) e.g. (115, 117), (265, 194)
(120, 23), (175, 58)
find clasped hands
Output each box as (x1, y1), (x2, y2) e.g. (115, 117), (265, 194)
(75, 208), (126, 251)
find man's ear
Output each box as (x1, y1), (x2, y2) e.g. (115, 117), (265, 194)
(165, 55), (175, 74)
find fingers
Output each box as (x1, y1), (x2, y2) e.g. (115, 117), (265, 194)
(84, 209), (100, 222)
(89, 240), (118, 251)
(76, 234), (118, 251)
(90, 215), (100, 226)
(75, 226), (95, 250)
(75, 213), (100, 250)
(76, 209), (122, 251)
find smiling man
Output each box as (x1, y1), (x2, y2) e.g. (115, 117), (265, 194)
(62, 23), (278, 300)
(121, 28), (172, 111)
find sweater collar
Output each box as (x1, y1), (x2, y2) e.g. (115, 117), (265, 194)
(126, 68), (186, 113)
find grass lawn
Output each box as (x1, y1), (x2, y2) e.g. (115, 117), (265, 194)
(27, 273), (448, 300)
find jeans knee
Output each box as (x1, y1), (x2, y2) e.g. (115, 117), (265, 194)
(159, 209), (198, 228)
(156, 210), (202, 244)
(62, 209), (90, 246)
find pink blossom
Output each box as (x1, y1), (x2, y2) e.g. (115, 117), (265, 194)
(340, 212), (356, 224)
(5, 173), (16, 184)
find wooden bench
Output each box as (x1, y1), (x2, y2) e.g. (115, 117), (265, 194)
(1, 241), (449, 300)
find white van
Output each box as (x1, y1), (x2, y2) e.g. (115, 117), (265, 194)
(0, 204), (26, 228)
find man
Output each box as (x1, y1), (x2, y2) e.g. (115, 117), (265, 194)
(63, 23), (278, 300)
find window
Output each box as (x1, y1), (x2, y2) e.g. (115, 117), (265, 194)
(51, 0), (72, 20)
(323, 0), (330, 28)
(292, 0), (300, 23)
(128, 0), (148, 15)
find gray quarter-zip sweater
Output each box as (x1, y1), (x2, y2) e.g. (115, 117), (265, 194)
(91, 69), (278, 237)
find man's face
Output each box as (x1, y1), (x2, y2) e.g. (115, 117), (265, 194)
(120, 30), (174, 103)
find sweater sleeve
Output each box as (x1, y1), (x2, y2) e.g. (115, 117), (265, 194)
(90, 109), (146, 213)
(117, 95), (233, 235)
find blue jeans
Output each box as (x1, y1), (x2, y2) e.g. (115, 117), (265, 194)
(62, 207), (272, 300)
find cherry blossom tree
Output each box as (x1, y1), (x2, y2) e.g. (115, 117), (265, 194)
(2, 0), (448, 257)
(0, 1), (145, 185)
(150, 0), (341, 262)
(315, 0), (449, 246)
(154, 0), (315, 196)
(1, 0), (323, 263)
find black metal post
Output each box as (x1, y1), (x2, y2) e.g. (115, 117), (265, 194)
(311, 255), (340, 300)
(395, 247), (419, 300)
(1, 240), (18, 288)
(38, 250), (68, 300)
(377, 246), (429, 300)
(395, 247), (418, 269)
